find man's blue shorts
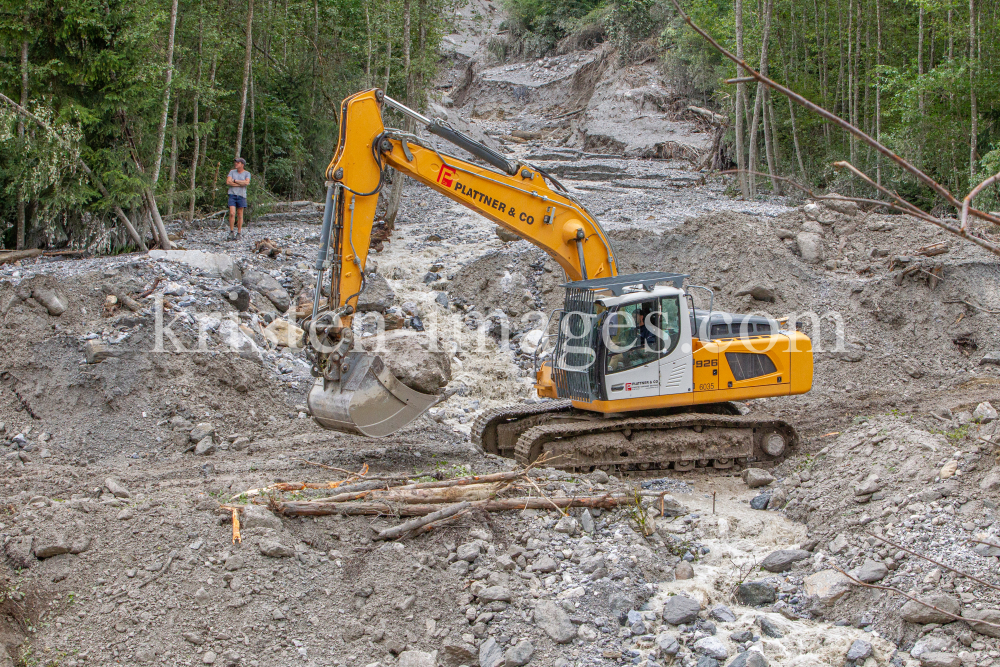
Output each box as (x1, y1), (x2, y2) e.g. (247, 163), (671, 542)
(228, 194), (248, 209)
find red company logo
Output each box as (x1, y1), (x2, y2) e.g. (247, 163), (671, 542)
(625, 383), (632, 391)
(437, 164), (456, 187)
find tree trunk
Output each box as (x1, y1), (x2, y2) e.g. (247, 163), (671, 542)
(735, 0), (749, 198)
(235, 0), (255, 159)
(189, 6), (203, 221)
(788, 97), (808, 181)
(748, 0), (773, 198)
(16, 40), (28, 250)
(384, 0), (412, 231)
(969, 0), (976, 183)
(364, 0), (372, 87)
(383, 1), (392, 91)
(167, 97), (180, 217)
(918, 5), (925, 113)
(766, 95), (782, 193)
(876, 0), (882, 185)
(151, 0), (179, 186)
(200, 53), (217, 166)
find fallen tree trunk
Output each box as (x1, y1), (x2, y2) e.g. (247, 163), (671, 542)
(318, 482), (504, 504)
(274, 494), (630, 517)
(375, 502), (471, 541)
(0, 249), (42, 264)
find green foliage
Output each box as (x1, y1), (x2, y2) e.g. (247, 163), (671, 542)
(0, 0), (448, 249)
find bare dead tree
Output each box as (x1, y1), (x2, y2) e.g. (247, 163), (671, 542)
(667, 0), (1000, 258)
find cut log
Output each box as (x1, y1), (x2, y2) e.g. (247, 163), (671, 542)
(0, 249), (42, 264)
(375, 501), (471, 541)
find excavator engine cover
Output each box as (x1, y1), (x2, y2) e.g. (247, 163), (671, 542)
(308, 351), (438, 437)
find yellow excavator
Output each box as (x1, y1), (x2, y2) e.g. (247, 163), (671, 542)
(304, 89), (813, 473)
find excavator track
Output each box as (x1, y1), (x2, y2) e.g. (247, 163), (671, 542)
(513, 412), (796, 472)
(473, 400), (795, 474)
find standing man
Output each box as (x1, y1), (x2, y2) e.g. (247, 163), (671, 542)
(226, 157), (251, 240)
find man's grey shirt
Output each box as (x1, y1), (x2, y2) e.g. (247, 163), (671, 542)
(228, 169), (251, 197)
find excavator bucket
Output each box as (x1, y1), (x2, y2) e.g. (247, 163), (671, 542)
(308, 351), (439, 437)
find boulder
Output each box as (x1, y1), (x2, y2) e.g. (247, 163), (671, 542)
(222, 286), (251, 311)
(742, 468), (775, 488)
(241, 506), (283, 531)
(727, 652), (768, 667)
(693, 636), (728, 660)
(760, 549), (810, 573)
(189, 423), (215, 443)
(918, 653), (962, 667)
(504, 640), (534, 667)
(803, 570), (851, 605)
(479, 637), (504, 667)
(32, 530), (70, 559)
(846, 640), (872, 662)
(397, 651), (436, 667)
(900, 594), (960, 625)
(736, 582), (776, 606)
(709, 605), (736, 623)
(149, 249), (241, 281)
(974, 402), (998, 423)
(734, 284), (776, 302)
(263, 319), (305, 349)
(662, 594), (701, 625)
(819, 193), (860, 216)
(258, 539), (294, 558)
(357, 273), (397, 313)
(851, 559), (888, 583)
(358, 331), (452, 394)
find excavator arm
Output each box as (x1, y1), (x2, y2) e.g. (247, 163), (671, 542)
(305, 89), (618, 436)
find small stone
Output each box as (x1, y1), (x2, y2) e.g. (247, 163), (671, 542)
(961, 608), (1000, 638)
(577, 624), (598, 642)
(104, 478), (131, 498)
(258, 539), (294, 558)
(202, 651), (216, 664)
(32, 288), (67, 315)
(749, 494), (770, 510)
(729, 630), (753, 643)
(939, 460), (958, 479)
(693, 636), (728, 660)
(533, 600), (577, 643)
(241, 505), (282, 531)
(532, 555), (558, 573)
(846, 639), (873, 661)
(190, 423), (215, 442)
(457, 542), (481, 562)
(656, 633), (680, 656)
(973, 402), (998, 422)
(727, 652), (769, 667)
(675, 561), (694, 580)
(742, 468), (775, 488)
(182, 631), (205, 645)
(900, 594), (960, 624)
(503, 640), (534, 667)
(479, 637), (504, 667)
(553, 515), (578, 534)
(194, 437), (216, 455)
(828, 534), (849, 555)
(803, 570), (851, 606)
(271, 608), (286, 620)
(662, 594), (701, 625)
(852, 559), (888, 583)
(760, 549), (810, 573)
(736, 581), (776, 606)
(580, 509), (595, 533)
(710, 605), (736, 623)
(224, 555), (244, 571)
(397, 651), (436, 667)
(590, 470), (610, 484)
(117, 508), (134, 521)
(477, 587), (512, 603)
(757, 616), (782, 638)
(918, 653), (962, 667)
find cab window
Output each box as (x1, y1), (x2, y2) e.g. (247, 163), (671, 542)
(604, 296), (682, 374)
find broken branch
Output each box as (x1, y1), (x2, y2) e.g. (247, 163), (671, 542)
(273, 494), (629, 517)
(375, 501), (472, 541)
(962, 171), (1000, 232)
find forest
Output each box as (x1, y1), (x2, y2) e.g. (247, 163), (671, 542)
(1, 0), (998, 251)
(0, 0), (447, 251)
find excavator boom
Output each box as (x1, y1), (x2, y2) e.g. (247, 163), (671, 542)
(305, 89), (618, 436)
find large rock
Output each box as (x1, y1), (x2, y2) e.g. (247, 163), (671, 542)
(149, 249), (241, 281)
(397, 651), (436, 667)
(479, 637), (503, 667)
(728, 652), (768, 667)
(851, 559), (888, 583)
(32, 288), (67, 316)
(736, 582), (775, 606)
(533, 600), (576, 643)
(918, 653), (962, 667)
(693, 636), (728, 660)
(258, 538), (294, 558)
(760, 549), (810, 573)
(32, 530), (70, 559)
(358, 331), (452, 394)
(242, 270), (290, 312)
(734, 284), (776, 302)
(662, 594), (701, 625)
(846, 639), (872, 662)
(241, 506), (283, 531)
(504, 640), (534, 667)
(796, 232), (824, 264)
(900, 594), (960, 625)
(961, 607), (1000, 638)
(974, 402), (998, 422)
(742, 468), (775, 488)
(356, 273), (397, 313)
(105, 477), (132, 498)
(803, 570), (851, 605)
(3, 536), (34, 568)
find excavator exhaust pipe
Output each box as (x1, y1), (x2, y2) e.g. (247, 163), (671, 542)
(308, 351), (439, 437)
